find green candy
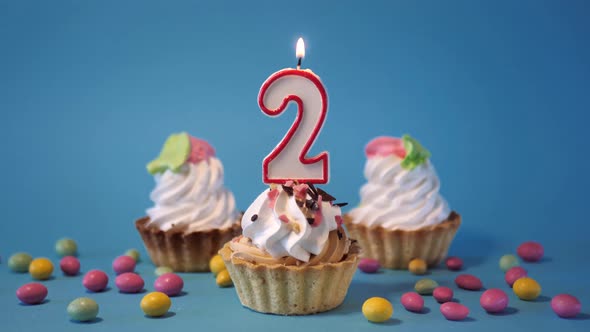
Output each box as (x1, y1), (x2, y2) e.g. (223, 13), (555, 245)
(125, 249), (140, 262)
(155, 266), (173, 276)
(67, 297), (99, 322)
(401, 135), (431, 170)
(499, 254), (520, 272)
(147, 132), (191, 175)
(56, 238), (78, 257)
(414, 278), (439, 295)
(8, 252), (33, 273)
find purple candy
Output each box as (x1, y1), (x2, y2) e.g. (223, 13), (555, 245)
(154, 273), (184, 296)
(112, 255), (136, 275)
(505, 266), (527, 287)
(400, 292), (424, 312)
(60, 256), (80, 276)
(16, 283), (48, 305)
(358, 258), (380, 273)
(517, 241), (544, 262)
(480, 289), (509, 313)
(433, 286), (454, 303)
(440, 302), (470, 321)
(83, 269), (109, 292)
(455, 274), (483, 291)
(445, 257), (463, 271)
(551, 294), (581, 318)
(115, 272), (144, 293)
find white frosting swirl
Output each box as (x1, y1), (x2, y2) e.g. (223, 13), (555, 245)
(348, 156), (450, 230)
(241, 187), (342, 262)
(146, 157), (238, 232)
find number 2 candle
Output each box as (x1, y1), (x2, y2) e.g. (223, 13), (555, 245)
(258, 38), (330, 184)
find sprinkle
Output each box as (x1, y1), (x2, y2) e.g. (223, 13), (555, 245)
(251, 214), (258, 222)
(306, 199), (318, 210)
(282, 185), (294, 196)
(293, 184), (309, 200)
(284, 180), (294, 187)
(279, 214), (290, 223)
(307, 183), (318, 195)
(267, 189), (280, 208)
(296, 200), (304, 207)
(291, 223), (301, 234)
(335, 215), (343, 226)
(337, 230), (343, 239)
(307, 218), (314, 225)
(333, 202), (348, 207)
(316, 188), (336, 202)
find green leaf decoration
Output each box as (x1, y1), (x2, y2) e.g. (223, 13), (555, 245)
(401, 134), (431, 170)
(146, 132), (191, 175)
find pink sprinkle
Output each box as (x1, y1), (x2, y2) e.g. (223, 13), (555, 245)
(284, 180), (294, 187)
(267, 189), (279, 208)
(279, 214), (290, 223)
(312, 195), (323, 227)
(187, 136), (215, 163)
(293, 183), (309, 200)
(335, 215), (343, 226)
(365, 136), (406, 159)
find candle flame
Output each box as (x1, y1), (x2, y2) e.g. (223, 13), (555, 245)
(296, 38), (305, 59)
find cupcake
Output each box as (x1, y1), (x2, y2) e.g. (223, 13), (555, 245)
(219, 182), (360, 315)
(344, 135), (460, 269)
(135, 132), (241, 272)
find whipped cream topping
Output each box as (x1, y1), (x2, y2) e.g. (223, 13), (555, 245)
(348, 155), (450, 230)
(240, 186), (344, 262)
(146, 157), (239, 232)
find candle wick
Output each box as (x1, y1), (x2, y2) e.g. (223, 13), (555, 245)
(297, 57), (302, 70)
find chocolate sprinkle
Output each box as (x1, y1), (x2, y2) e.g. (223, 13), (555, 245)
(305, 199), (319, 211)
(296, 200), (304, 207)
(251, 214), (258, 222)
(333, 202), (348, 207)
(316, 188), (336, 202)
(306, 218), (315, 225)
(282, 185), (294, 196)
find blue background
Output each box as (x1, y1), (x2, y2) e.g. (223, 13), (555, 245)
(1, 0), (588, 331)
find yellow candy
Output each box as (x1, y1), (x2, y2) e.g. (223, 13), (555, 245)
(140, 292), (171, 317)
(209, 254), (226, 276)
(216, 269), (233, 287)
(362, 297), (393, 323)
(408, 258), (427, 275)
(29, 258), (54, 280)
(513, 277), (542, 300)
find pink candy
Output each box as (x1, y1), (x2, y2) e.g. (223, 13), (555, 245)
(440, 302), (470, 321)
(433, 286), (454, 303)
(505, 266), (527, 287)
(188, 136), (215, 163)
(551, 294), (581, 318)
(112, 255), (136, 275)
(455, 274), (483, 291)
(365, 136), (406, 159)
(16, 283), (48, 305)
(517, 241), (544, 262)
(83, 270), (109, 292)
(59, 256), (80, 276)
(115, 272), (144, 293)
(400, 292), (424, 313)
(358, 258), (380, 273)
(154, 273), (184, 296)
(445, 256), (463, 271)
(480, 289), (509, 313)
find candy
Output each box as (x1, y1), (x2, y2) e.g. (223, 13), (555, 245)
(112, 255), (136, 275)
(440, 302), (469, 321)
(16, 283), (48, 305)
(480, 289), (509, 313)
(513, 277), (541, 300)
(433, 286), (453, 303)
(505, 266), (527, 287)
(445, 256), (463, 271)
(365, 136), (406, 159)
(551, 294), (581, 318)
(125, 249), (140, 262)
(55, 238), (78, 257)
(29, 258), (54, 280)
(358, 258), (380, 274)
(67, 297), (99, 322)
(141, 292), (171, 317)
(115, 272), (144, 293)
(216, 269), (233, 287)
(517, 241), (544, 262)
(408, 258), (427, 275)
(83, 270), (109, 292)
(154, 273), (184, 296)
(60, 256), (80, 276)
(8, 252), (33, 273)
(147, 132), (191, 175)
(455, 274), (483, 291)
(401, 135), (431, 170)
(362, 297), (393, 323)
(209, 254), (226, 276)
(414, 278), (438, 295)
(155, 266), (173, 276)
(400, 292), (424, 312)
(499, 254), (519, 272)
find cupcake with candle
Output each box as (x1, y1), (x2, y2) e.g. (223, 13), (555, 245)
(344, 135), (460, 269)
(219, 182), (360, 315)
(135, 132), (241, 272)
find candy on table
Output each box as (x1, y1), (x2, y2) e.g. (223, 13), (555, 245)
(513, 277), (541, 301)
(29, 258), (54, 280)
(115, 272), (145, 293)
(455, 274), (483, 291)
(480, 289), (509, 313)
(408, 258), (427, 275)
(112, 255), (136, 275)
(505, 266), (527, 287)
(8, 252), (33, 273)
(125, 249), (140, 262)
(141, 292), (171, 317)
(551, 294), (581, 318)
(154, 273), (184, 296)
(362, 297), (393, 323)
(55, 238), (78, 257)
(16, 283), (48, 305)
(358, 258), (380, 274)
(499, 254), (520, 272)
(83, 270), (109, 292)
(60, 256), (80, 276)
(445, 256), (463, 271)
(67, 297), (99, 322)
(440, 302), (470, 321)
(433, 286), (454, 303)
(216, 269), (233, 287)
(400, 292), (424, 313)
(414, 278), (438, 295)
(517, 241), (544, 262)
(209, 254), (226, 276)
(155, 266), (173, 276)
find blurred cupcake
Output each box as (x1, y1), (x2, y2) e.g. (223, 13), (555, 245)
(136, 132), (241, 272)
(344, 135), (460, 269)
(219, 182), (360, 315)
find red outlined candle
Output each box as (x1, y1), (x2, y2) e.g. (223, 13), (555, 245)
(258, 38), (329, 184)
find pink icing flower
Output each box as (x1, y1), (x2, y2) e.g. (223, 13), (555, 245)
(187, 136), (216, 163)
(365, 136), (406, 159)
